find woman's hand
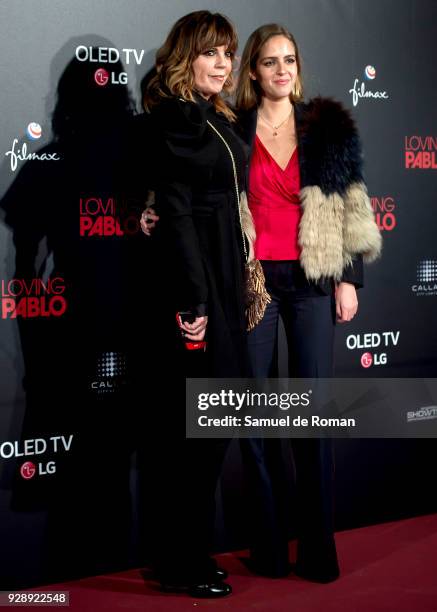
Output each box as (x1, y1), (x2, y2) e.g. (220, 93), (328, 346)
(179, 316), (208, 341)
(335, 282), (358, 323)
(140, 207), (160, 236)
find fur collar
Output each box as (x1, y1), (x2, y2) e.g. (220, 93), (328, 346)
(237, 97), (364, 196)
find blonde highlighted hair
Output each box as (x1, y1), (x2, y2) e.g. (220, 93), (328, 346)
(144, 11), (237, 122)
(236, 24), (303, 111)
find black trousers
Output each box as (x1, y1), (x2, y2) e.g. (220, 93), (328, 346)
(141, 327), (230, 584)
(240, 261), (339, 577)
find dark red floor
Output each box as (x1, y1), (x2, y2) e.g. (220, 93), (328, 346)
(31, 514), (437, 611)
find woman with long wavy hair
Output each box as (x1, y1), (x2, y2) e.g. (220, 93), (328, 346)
(141, 11), (251, 598)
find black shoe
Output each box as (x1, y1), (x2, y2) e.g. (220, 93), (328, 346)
(161, 581), (232, 598)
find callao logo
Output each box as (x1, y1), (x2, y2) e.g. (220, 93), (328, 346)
(346, 331), (400, 368)
(349, 65), (389, 107)
(5, 122), (60, 173)
(91, 351), (128, 393)
(79, 196), (142, 237)
(405, 136), (437, 169)
(75, 45), (145, 86)
(371, 196), (397, 232)
(412, 260), (437, 296)
(1, 277), (67, 319)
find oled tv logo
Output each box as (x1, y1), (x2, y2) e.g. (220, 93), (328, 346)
(1, 277), (67, 319)
(75, 45), (145, 86)
(349, 65), (389, 107)
(0, 434), (74, 480)
(90, 351), (128, 393)
(371, 196), (397, 232)
(405, 136), (437, 169)
(79, 196), (142, 236)
(346, 331), (400, 368)
(412, 261), (437, 296)
(5, 122), (60, 173)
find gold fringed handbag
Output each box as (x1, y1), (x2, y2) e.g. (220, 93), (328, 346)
(245, 258), (271, 332)
(206, 120), (271, 331)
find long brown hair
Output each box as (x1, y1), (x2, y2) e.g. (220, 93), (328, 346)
(144, 11), (238, 121)
(236, 24), (303, 111)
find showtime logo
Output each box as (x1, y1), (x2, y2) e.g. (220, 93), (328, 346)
(412, 261), (437, 296)
(405, 136), (437, 169)
(79, 196), (142, 236)
(1, 277), (67, 319)
(407, 406), (437, 422)
(346, 331), (400, 368)
(348, 65), (389, 107)
(75, 45), (145, 86)
(371, 196), (397, 232)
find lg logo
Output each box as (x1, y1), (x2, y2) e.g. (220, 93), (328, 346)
(347, 332), (399, 368)
(94, 67), (127, 86)
(20, 461), (36, 480)
(20, 461), (56, 479)
(361, 353), (373, 368)
(94, 68), (109, 86)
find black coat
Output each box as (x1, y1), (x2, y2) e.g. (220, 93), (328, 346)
(235, 100), (365, 294)
(148, 97), (250, 377)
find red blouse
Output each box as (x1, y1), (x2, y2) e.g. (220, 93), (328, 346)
(248, 135), (301, 260)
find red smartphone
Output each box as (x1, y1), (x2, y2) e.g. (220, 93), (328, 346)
(176, 312), (207, 351)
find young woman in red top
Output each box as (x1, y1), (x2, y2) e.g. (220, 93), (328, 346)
(234, 24), (381, 582)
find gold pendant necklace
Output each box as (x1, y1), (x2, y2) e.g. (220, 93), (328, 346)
(258, 109), (292, 136)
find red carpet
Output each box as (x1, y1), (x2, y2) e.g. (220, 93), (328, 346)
(30, 514), (437, 611)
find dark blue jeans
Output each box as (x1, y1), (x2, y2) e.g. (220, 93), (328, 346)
(240, 261), (339, 578)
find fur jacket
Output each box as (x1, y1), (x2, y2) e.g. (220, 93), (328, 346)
(236, 97), (382, 287)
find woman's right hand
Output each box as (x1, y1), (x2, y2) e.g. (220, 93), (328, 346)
(179, 316), (208, 341)
(140, 207), (160, 236)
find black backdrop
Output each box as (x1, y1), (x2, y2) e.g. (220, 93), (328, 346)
(0, 0), (436, 589)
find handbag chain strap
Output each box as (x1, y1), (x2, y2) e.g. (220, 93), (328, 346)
(206, 119), (248, 263)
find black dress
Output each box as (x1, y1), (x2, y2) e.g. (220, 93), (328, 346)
(144, 96), (249, 583)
